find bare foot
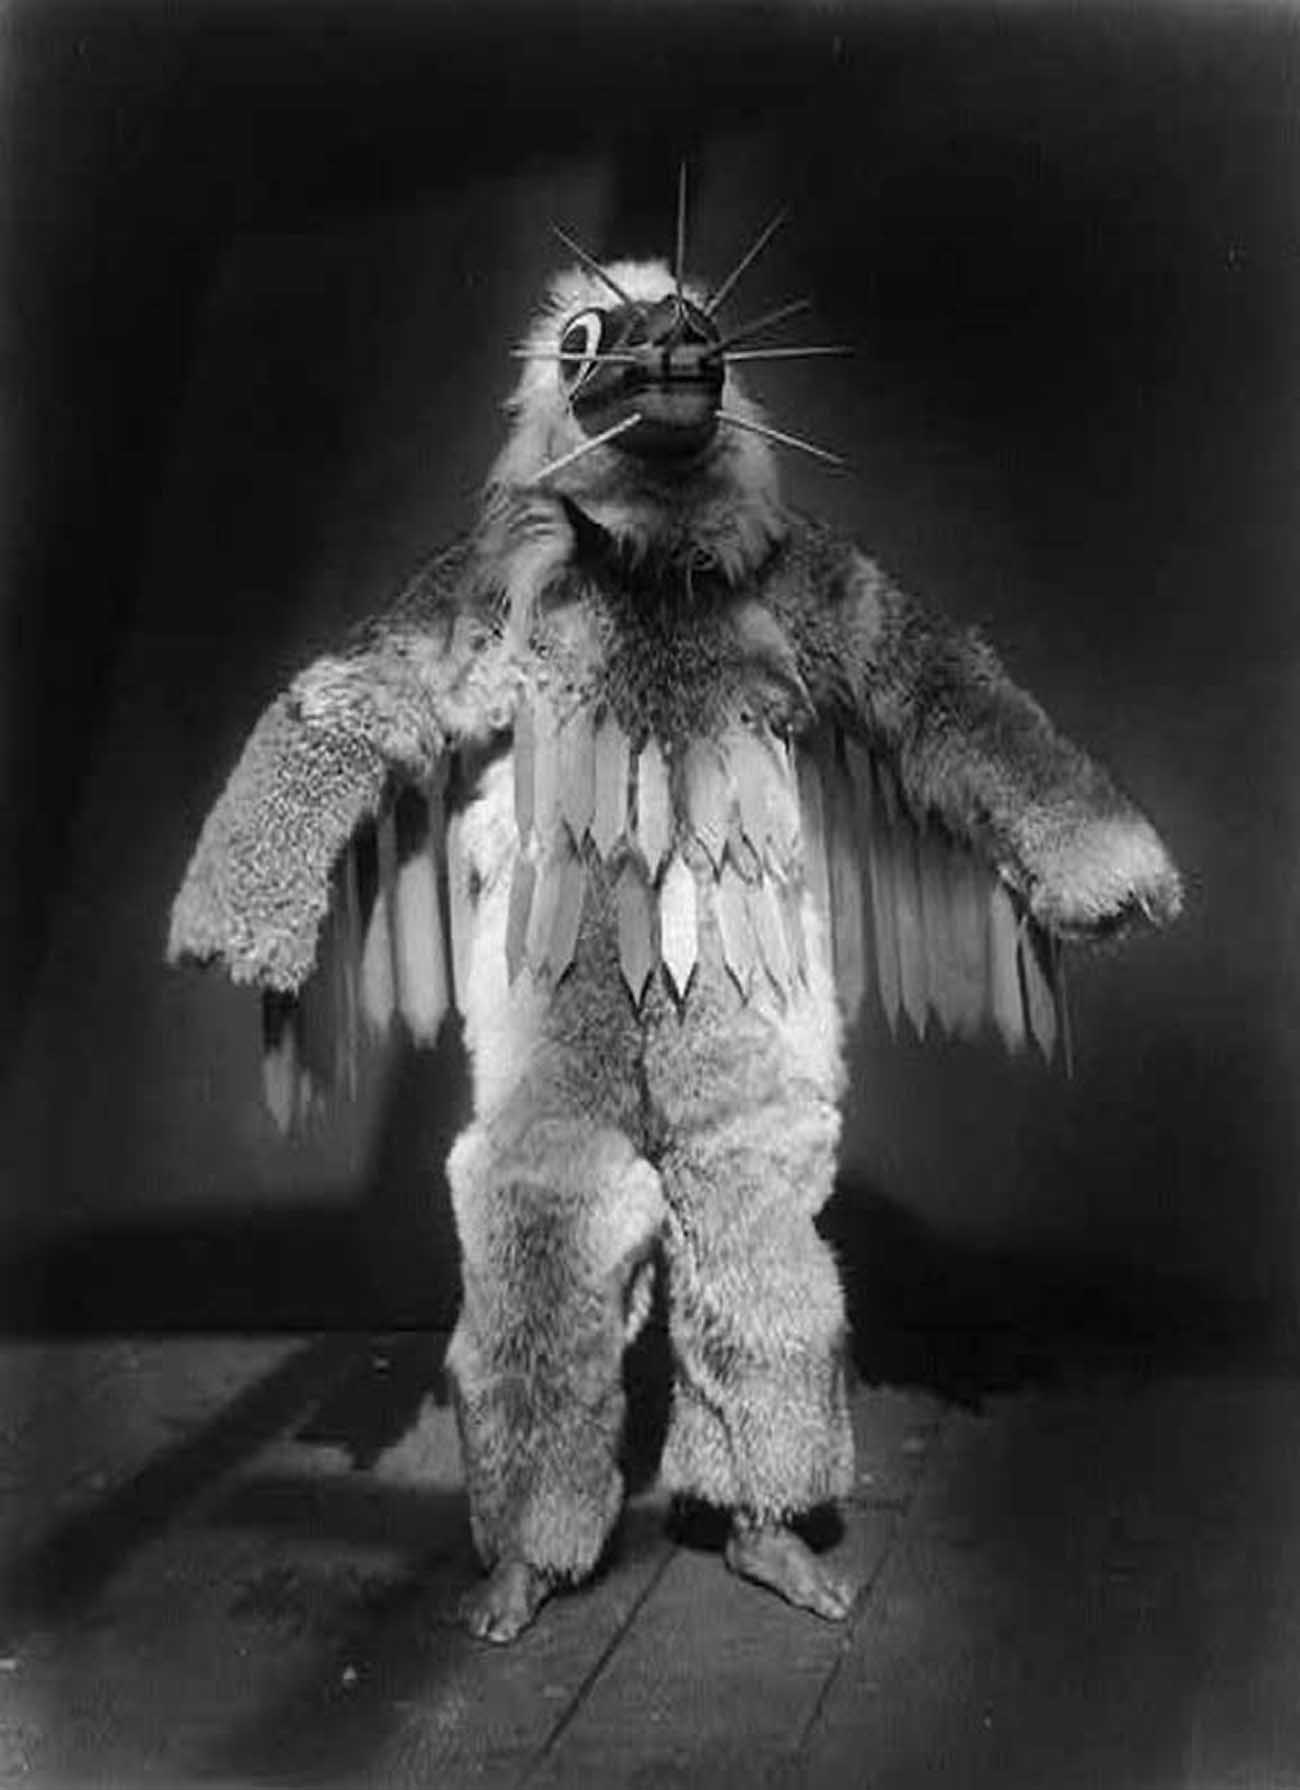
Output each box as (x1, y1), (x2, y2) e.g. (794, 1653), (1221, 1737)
(460, 1559), (555, 1644)
(724, 1519), (854, 1622)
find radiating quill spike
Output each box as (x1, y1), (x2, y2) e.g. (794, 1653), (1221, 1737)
(705, 208), (789, 317)
(988, 878), (1026, 1054)
(532, 412), (644, 484)
(717, 410), (846, 470)
(550, 224), (639, 308)
(674, 161), (688, 310)
(714, 296), (812, 352)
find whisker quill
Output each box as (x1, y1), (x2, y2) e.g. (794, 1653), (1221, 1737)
(718, 408), (847, 469)
(550, 225), (639, 309)
(705, 209), (789, 317)
(724, 345), (853, 363)
(531, 412), (644, 482)
(674, 162), (688, 309)
(715, 297), (813, 352)
(511, 349), (642, 365)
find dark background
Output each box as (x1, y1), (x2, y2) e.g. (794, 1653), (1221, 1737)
(2, 0), (1297, 1359)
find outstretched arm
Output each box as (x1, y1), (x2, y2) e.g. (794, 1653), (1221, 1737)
(788, 538), (1182, 938)
(168, 542), (518, 991)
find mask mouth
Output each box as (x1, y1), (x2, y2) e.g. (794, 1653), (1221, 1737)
(567, 294), (724, 461)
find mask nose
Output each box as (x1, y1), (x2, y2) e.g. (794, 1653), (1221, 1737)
(572, 294), (724, 460)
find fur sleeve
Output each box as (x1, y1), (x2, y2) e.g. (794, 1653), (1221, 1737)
(167, 541), (520, 991)
(780, 530), (1182, 938)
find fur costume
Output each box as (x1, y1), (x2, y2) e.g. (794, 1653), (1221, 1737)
(169, 242), (1181, 1629)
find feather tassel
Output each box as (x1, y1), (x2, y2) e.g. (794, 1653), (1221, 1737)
(337, 844), (362, 1095)
(513, 697), (535, 842)
(361, 809), (398, 1036)
(445, 806), (474, 1013)
(559, 704), (597, 845)
(505, 849), (537, 984)
(751, 874), (792, 1002)
(1054, 936), (1074, 1078)
(946, 848), (988, 1042)
(531, 696), (561, 840)
(392, 782), (449, 1045)
(526, 832), (572, 977)
(682, 738), (731, 872)
(758, 725), (801, 873)
(549, 849), (588, 983)
(716, 860), (758, 998)
(616, 855), (656, 1005)
(1019, 919), (1058, 1064)
(731, 727), (772, 866)
(794, 743), (832, 952)
(261, 992), (300, 1136)
(881, 766), (928, 1039)
(592, 710), (631, 859)
(635, 737), (672, 880)
(988, 878), (1026, 1053)
(660, 853), (698, 1000)
(781, 884), (809, 988)
(861, 752), (901, 1037)
(917, 820), (961, 1038)
(826, 732), (867, 1022)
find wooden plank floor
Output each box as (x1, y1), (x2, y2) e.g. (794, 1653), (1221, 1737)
(1, 1336), (1298, 1788)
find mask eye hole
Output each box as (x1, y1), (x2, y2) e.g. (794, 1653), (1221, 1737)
(558, 309), (606, 392)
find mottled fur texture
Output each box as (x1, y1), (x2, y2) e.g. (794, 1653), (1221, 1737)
(170, 259), (1180, 1603)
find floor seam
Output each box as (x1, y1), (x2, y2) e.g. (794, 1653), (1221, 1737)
(793, 1404), (952, 1759)
(516, 1540), (678, 1786)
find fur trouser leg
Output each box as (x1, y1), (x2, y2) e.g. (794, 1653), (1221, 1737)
(644, 899), (854, 1523)
(446, 1114), (663, 1582)
(447, 775), (664, 1581)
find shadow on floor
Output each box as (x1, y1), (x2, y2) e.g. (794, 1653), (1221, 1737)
(0, 1335), (362, 1644)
